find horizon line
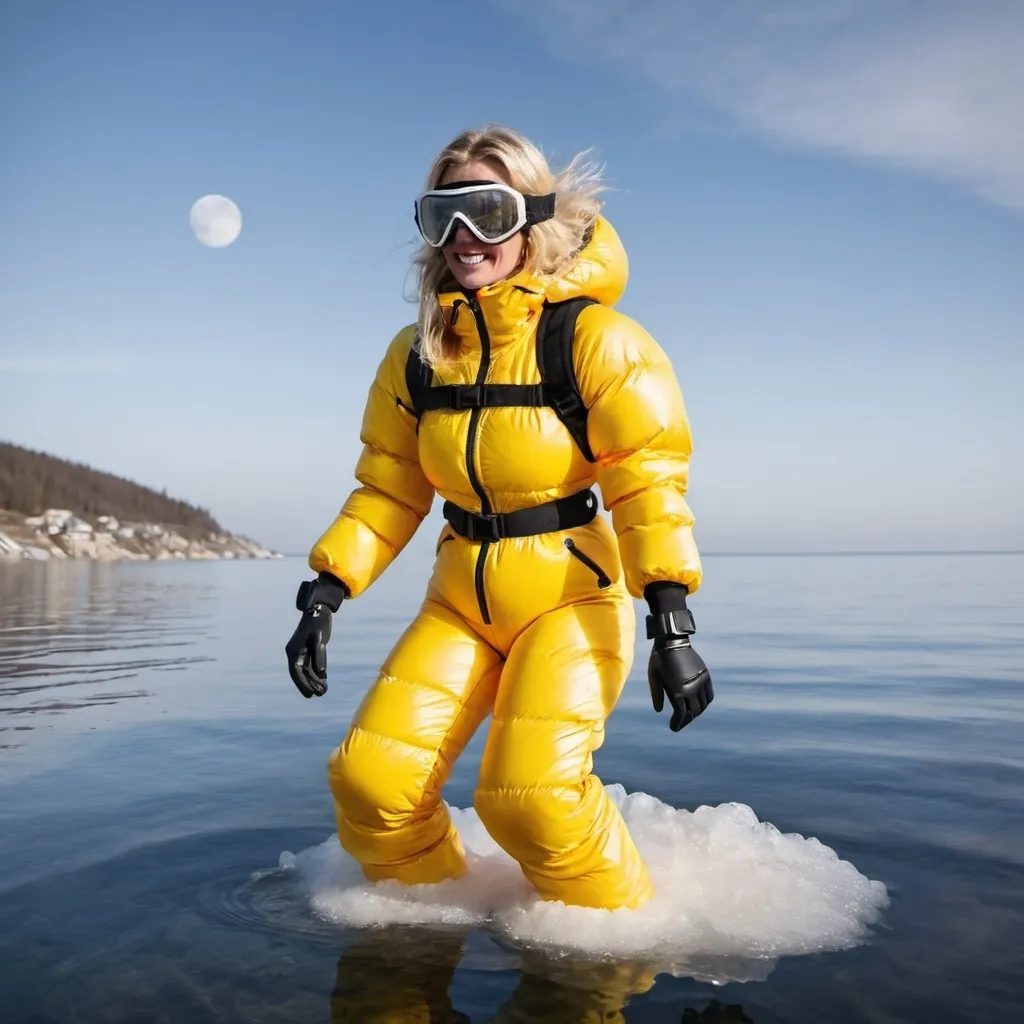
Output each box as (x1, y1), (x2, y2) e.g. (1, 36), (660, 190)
(273, 549), (1024, 560)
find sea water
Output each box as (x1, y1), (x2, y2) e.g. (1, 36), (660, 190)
(0, 551), (1021, 1022)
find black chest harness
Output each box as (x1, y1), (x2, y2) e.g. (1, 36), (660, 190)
(403, 296), (601, 544)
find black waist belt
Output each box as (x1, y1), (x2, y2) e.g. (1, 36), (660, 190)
(442, 488), (598, 542)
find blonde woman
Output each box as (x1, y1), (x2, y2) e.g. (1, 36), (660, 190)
(285, 125), (713, 912)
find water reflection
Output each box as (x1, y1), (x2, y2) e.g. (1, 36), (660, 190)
(328, 926), (756, 1023)
(0, 562), (215, 741)
(330, 928), (469, 1023)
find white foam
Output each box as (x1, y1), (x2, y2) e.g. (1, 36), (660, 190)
(278, 785), (889, 983)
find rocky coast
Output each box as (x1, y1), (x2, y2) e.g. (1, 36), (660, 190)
(0, 508), (281, 563)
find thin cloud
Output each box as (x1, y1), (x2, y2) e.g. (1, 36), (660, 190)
(0, 354), (141, 374)
(498, 0), (1024, 213)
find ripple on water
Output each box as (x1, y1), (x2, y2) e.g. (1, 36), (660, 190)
(0, 564), (217, 733)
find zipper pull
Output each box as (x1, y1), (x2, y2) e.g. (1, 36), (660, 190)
(564, 537), (611, 589)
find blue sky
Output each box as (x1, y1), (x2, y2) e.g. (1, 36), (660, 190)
(2, 0), (1022, 564)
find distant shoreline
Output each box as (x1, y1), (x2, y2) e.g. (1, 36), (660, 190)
(1, 442), (281, 563)
(0, 507), (282, 564)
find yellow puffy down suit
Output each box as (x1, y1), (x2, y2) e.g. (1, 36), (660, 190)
(308, 216), (702, 911)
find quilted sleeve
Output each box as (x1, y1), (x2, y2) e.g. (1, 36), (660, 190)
(308, 326), (435, 597)
(573, 306), (703, 597)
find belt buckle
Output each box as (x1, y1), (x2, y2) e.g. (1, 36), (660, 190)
(451, 384), (482, 410)
(468, 512), (503, 542)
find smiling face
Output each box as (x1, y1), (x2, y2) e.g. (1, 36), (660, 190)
(439, 158), (527, 291)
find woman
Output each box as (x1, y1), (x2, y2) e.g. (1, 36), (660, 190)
(285, 125), (713, 912)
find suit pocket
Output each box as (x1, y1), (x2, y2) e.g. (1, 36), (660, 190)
(564, 537), (611, 589)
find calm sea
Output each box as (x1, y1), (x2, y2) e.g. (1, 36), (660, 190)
(0, 551), (1021, 1023)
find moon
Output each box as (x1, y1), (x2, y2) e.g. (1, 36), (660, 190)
(189, 194), (242, 247)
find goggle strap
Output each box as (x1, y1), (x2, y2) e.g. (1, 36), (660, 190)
(524, 192), (555, 226)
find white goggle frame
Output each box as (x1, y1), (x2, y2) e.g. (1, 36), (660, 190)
(414, 182), (549, 248)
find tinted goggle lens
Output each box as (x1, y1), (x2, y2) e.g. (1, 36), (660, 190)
(417, 188), (522, 246)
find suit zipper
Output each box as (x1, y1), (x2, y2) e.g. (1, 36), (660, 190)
(465, 294), (492, 624)
(564, 538), (611, 588)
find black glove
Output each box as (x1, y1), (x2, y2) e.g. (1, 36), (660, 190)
(285, 572), (348, 698)
(644, 582), (714, 732)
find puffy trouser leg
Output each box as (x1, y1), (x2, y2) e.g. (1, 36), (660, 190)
(474, 600), (654, 910)
(327, 598), (502, 884)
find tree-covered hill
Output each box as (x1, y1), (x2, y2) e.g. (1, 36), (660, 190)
(0, 441), (223, 536)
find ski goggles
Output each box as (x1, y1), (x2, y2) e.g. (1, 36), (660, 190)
(414, 179), (556, 248)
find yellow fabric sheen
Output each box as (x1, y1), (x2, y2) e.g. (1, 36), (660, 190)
(308, 215), (702, 910)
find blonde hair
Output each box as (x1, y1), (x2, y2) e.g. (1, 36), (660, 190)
(411, 124), (605, 368)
